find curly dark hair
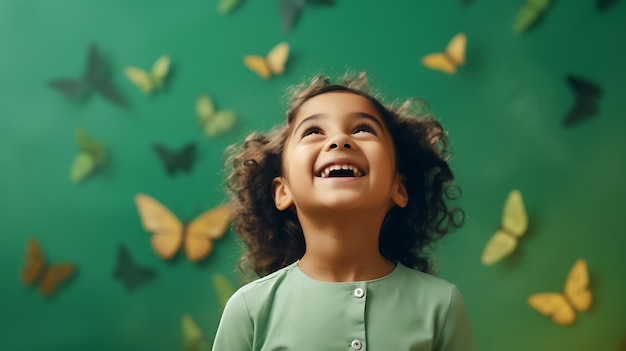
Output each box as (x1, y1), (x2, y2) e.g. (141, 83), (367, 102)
(224, 72), (463, 279)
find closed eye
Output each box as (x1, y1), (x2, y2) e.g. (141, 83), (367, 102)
(301, 126), (324, 138)
(353, 122), (378, 135)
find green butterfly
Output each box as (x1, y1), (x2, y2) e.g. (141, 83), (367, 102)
(514, 0), (551, 33)
(70, 127), (106, 183)
(196, 93), (237, 138)
(181, 314), (210, 351)
(218, 0), (241, 14)
(213, 273), (236, 310)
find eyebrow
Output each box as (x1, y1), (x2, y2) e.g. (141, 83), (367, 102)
(293, 112), (385, 136)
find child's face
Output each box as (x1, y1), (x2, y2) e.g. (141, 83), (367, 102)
(273, 91), (408, 214)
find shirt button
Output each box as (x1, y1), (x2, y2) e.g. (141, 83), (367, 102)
(351, 339), (363, 350)
(353, 287), (365, 298)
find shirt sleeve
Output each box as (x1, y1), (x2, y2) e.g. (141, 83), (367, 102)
(433, 285), (478, 351)
(212, 289), (254, 351)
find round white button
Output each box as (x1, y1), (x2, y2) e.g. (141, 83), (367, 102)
(351, 339), (363, 350)
(353, 287), (365, 298)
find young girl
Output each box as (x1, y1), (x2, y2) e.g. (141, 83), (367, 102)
(213, 73), (477, 351)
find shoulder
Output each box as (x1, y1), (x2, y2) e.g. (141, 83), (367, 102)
(226, 262), (299, 308)
(394, 263), (459, 294)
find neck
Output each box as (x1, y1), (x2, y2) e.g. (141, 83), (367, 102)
(296, 209), (395, 282)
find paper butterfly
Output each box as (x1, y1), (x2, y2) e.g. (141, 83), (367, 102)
(21, 237), (76, 296)
(243, 42), (290, 79)
(113, 244), (158, 291)
(134, 193), (232, 262)
(563, 75), (603, 127)
(213, 273), (236, 310)
(421, 33), (466, 74)
(514, 0), (551, 33)
(49, 44), (129, 108)
(218, 0), (241, 14)
(152, 142), (197, 176)
(182, 314), (210, 351)
(196, 93), (237, 138)
(597, 0), (619, 11)
(481, 189), (528, 265)
(279, 0), (335, 32)
(70, 127), (106, 183)
(527, 258), (592, 326)
(125, 55), (170, 94)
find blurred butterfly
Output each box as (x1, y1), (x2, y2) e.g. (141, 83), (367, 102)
(49, 44), (129, 108)
(481, 189), (528, 265)
(279, 0), (335, 32)
(21, 237), (76, 296)
(218, 0), (241, 14)
(196, 93), (237, 138)
(124, 55), (170, 94)
(421, 33), (466, 74)
(527, 258), (592, 326)
(113, 245), (157, 291)
(152, 142), (197, 176)
(514, 0), (551, 33)
(460, 0), (474, 6)
(597, 0), (620, 11)
(134, 193), (232, 262)
(70, 127), (106, 183)
(243, 42), (290, 79)
(213, 273), (236, 310)
(182, 314), (210, 351)
(563, 75), (603, 127)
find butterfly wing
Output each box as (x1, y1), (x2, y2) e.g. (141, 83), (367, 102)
(70, 152), (96, 183)
(49, 79), (91, 100)
(527, 292), (576, 325)
(445, 33), (466, 66)
(134, 193), (184, 259)
(218, 0), (241, 14)
(279, 0), (303, 32)
(244, 55), (272, 79)
(514, 0), (551, 33)
(563, 75), (602, 127)
(196, 93), (216, 126)
(564, 258), (592, 312)
(481, 229), (518, 265)
(113, 245), (157, 291)
(39, 263), (76, 296)
(125, 67), (155, 94)
(501, 189), (528, 237)
(266, 42), (290, 75)
(422, 53), (457, 74)
(21, 238), (46, 286)
(184, 204), (232, 262)
(204, 110), (237, 138)
(182, 314), (210, 351)
(213, 273), (236, 310)
(150, 55), (170, 90)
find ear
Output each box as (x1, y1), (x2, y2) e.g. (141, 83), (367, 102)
(390, 174), (409, 209)
(272, 176), (294, 211)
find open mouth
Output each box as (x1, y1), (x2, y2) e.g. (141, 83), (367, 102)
(316, 164), (366, 178)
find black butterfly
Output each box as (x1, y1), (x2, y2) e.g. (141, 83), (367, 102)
(460, 0), (474, 6)
(113, 245), (157, 291)
(279, 0), (335, 32)
(152, 142), (197, 176)
(49, 44), (129, 108)
(563, 75), (603, 127)
(597, 0), (620, 11)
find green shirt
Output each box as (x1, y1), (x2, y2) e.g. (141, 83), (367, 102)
(212, 261), (477, 351)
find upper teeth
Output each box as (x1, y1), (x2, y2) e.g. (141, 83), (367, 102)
(319, 164), (364, 178)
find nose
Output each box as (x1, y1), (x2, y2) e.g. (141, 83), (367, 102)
(326, 134), (353, 151)
(330, 143), (351, 149)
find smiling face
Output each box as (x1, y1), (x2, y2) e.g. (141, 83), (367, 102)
(272, 91), (408, 215)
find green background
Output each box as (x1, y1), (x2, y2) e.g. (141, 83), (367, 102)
(1, 0), (625, 350)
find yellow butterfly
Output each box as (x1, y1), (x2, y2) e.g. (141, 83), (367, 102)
(527, 259), (592, 326)
(134, 193), (232, 262)
(243, 42), (289, 79)
(125, 55), (170, 94)
(21, 237), (76, 296)
(481, 189), (528, 265)
(196, 93), (237, 138)
(421, 33), (466, 74)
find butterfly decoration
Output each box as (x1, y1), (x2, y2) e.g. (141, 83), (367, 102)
(597, 0), (620, 11)
(196, 93), (237, 138)
(527, 259), (592, 326)
(134, 193), (232, 262)
(218, 0), (242, 14)
(113, 245), (158, 292)
(513, 0), (551, 33)
(21, 237), (76, 297)
(124, 55), (170, 95)
(70, 127), (107, 183)
(279, 0), (335, 32)
(213, 273), (236, 310)
(49, 44), (129, 108)
(481, 189), (528, 265)
(152, 142), (197, 176)
(421, 33), (466, 74)
(182, 314), (210, 351)
(563, 75), (603, 127)
(243, 41), (290, 79)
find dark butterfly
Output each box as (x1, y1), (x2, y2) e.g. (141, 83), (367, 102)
(563, 75), (603, 127)
(460, 0), (474, 6)
(597, 0), (620, 11)
(49, 44), (129, 108)
(279, 0), (335, 32)
(113, 245), (157, 291)
(152, 142), (197, 176)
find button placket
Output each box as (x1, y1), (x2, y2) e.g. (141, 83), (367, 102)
(350, 339), (363, 350)
(353, 287), (365, 298)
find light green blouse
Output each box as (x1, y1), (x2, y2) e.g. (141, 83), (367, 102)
(212, 261), (477, 351)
